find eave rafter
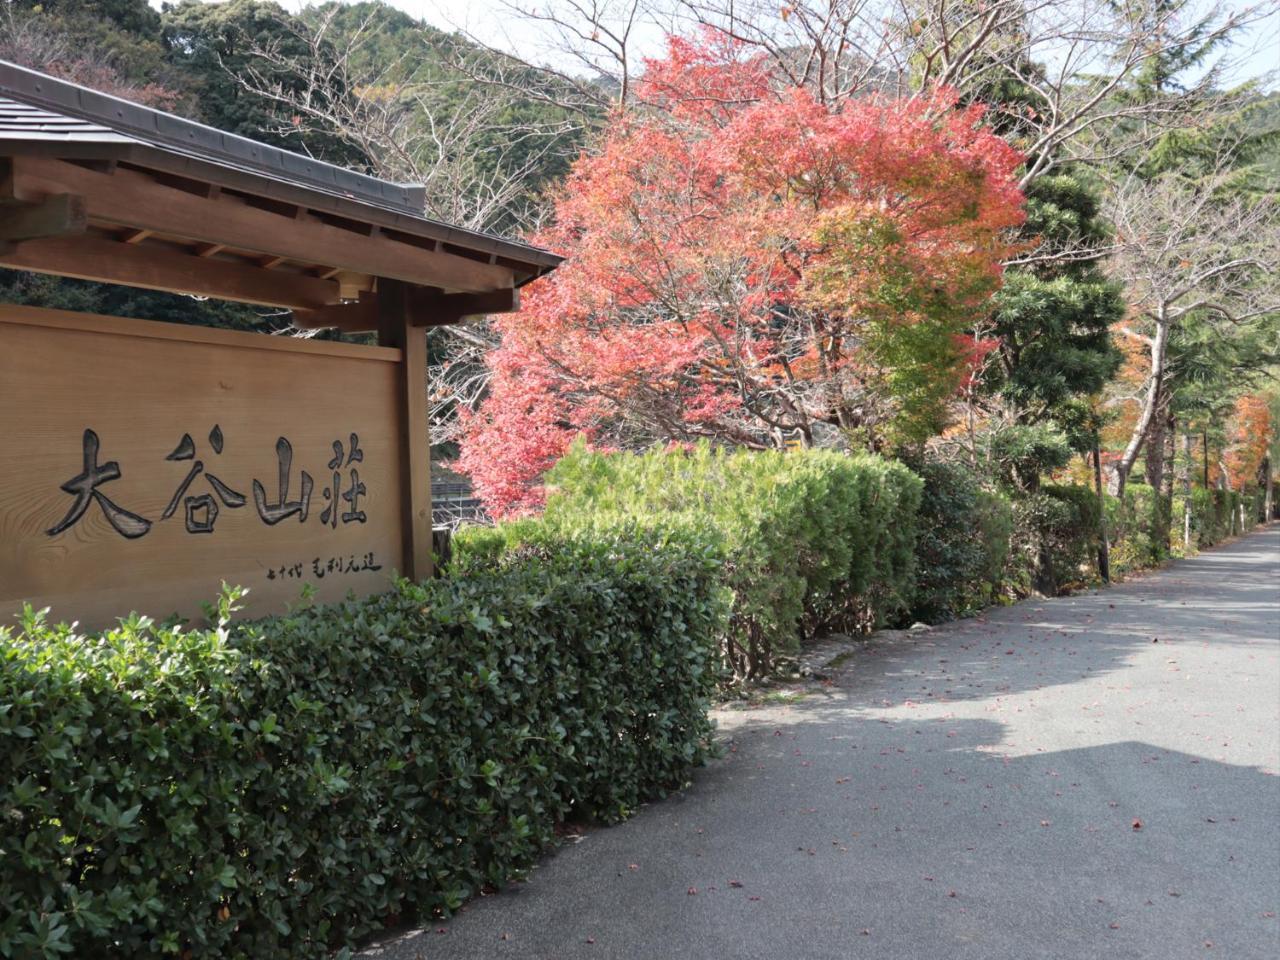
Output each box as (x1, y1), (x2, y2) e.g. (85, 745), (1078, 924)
(294, 285), (520, 334)
(0, 191), (86, 253)
(0, 155), (525, 312)
(0, 232), (343, 310)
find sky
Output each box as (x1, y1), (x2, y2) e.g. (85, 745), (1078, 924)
(348, 0), (1280, 88)
(155, 1), (1278, 89)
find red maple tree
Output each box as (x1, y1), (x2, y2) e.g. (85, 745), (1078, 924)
(460, 34), (1025, 515)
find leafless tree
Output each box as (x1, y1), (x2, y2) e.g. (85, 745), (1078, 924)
(1103, 141), (1280, 497)
(443, 0), (1275, 283)
(462, 0), (1274, 179)
(225, 4), (581, 236)
(463, 0), (653, 107)
(669, 0), (1276, 187)
(218, 4), (596, 447)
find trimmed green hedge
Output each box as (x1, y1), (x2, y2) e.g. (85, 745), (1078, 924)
(0, 524), (723, 959)
(1110, 484), (1259, 571)
(1007, 483), (1101, 595)
(907, 459), (1012, 623)
(1107, 482), (1160, 574)
(540, 442), (922, 679)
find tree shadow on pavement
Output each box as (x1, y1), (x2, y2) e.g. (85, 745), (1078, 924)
(361, 528), (1279, 960)
(364, 710), (1279, 960)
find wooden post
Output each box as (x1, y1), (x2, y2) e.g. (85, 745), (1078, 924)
(1092, 431), (1111, 584)
(1264, 455), (1274, 524)
(377, 278), (434, 580)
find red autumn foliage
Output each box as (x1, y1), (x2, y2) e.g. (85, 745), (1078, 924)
(460, 34), (1024, 516)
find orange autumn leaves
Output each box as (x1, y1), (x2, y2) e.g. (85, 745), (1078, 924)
(1107, 325), (1273, 492)
(1224, 394), (1271, 490)
(460, 35), (1025, 515)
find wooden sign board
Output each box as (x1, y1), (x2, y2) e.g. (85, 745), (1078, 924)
(0, 305), (406, 629)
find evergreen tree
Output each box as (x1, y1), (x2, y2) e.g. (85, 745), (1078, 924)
(948, 4), (1125, 468)
(990, 173), (1125, 447)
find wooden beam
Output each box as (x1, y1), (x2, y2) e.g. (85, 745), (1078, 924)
(5, 157), (515, 293)
(0, 193), (87, 243)
(377, 279), (434, 580)
(293, 296), (378, 333)
(0, 234), (341, 310)
(193, 242), (225, 257)
(407, 286), (520, 326)
(295, 285), (520, 332)
(120, 228), (152, 244)
(258, 254), (288, 270)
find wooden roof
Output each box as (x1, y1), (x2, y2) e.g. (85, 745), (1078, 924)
(0, 61), (562, 330)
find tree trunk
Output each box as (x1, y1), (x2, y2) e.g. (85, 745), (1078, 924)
(1218, 457), (1234, 535)
(1180, 432), (1192, 551)
(1093, 432), (1111, 583)
(1145, 404), (1166, 491)
(1113, 316), (1170, 500)
(1141, 396), (1172, 563)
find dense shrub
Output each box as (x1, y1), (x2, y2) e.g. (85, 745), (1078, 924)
(0, 525), (723, 959)
(1007, 483), (1101, 595)
(540, 442), (923, 679)
(907, 458), (1012, 623)
(1249, 488), (1268, 525)
(1100, 481), (1266, 573)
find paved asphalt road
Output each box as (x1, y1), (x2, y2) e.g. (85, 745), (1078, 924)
(364, 527), (1280, 960)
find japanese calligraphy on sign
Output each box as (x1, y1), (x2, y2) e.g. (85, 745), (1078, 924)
(46, 427), (371, 539)
(1, 306), (406, 628)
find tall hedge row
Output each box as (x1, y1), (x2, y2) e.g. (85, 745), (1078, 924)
(540, 443), (923, 679)
(1106, 484), (1261, 576)
(0, 525), (723, 960)
(1006, 484), (1103, 594)
(2, 442), (1265, 959)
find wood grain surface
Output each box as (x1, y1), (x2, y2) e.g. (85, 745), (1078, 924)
(0, 305), (406, 628)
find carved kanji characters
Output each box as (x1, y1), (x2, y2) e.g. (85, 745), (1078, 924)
(46, 429), (152, 540)
(162, 425), (247, 534)
(252, 437), (313, 525)
(320, 432), (367, 527)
